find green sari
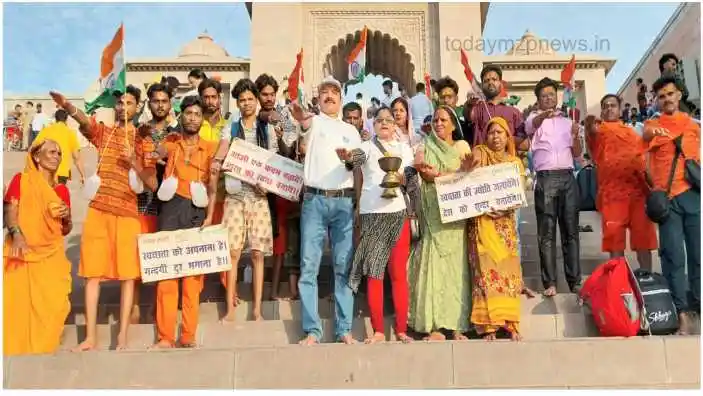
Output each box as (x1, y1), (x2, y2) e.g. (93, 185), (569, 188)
(408, 132), (471, 333)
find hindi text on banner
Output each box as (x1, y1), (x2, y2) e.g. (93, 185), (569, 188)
(435, 162), (528, 223)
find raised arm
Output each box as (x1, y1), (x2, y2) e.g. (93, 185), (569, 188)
(49, 91), (95, 139)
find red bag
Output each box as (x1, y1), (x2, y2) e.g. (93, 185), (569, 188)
(579, 257), (642, 337)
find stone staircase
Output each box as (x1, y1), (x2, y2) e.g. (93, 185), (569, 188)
(3, 151), (700, 389)
(4, 282), (701, 389)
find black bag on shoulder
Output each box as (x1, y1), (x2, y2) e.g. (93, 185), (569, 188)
(645, 139), (681, 224)
(576, 165), (598, 212)
(633, 269), (679, 335)
(672, 136), (700, 191)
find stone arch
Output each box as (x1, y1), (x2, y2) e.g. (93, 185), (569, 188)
(322, 29), (417, 95)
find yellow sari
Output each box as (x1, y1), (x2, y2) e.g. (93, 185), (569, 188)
(468, 127), (525, 336)
(3, 146), (72, 355)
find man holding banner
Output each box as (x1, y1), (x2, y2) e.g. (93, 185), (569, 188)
(151, 95), (217, 349)
(210, 78), (279, 322)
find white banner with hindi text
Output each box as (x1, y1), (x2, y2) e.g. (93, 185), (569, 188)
(435, 162), (527, 223)
(221, 138), (304, 202)
(138, 225), (232, 283)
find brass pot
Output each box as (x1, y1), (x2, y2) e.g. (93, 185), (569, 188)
(378, 156), (402, 198)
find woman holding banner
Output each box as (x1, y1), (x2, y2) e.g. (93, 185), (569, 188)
(464, 116), (525, 341)
(408, 105), (472, 341)
(3, 138), (73, 355)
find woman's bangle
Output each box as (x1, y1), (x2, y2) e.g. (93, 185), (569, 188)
(8, 226), (21, 236)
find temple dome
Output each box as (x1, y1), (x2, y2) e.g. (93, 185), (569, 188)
(178, 31), (230, 58)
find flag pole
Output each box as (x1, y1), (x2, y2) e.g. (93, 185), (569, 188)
(122, 22), (132, 155)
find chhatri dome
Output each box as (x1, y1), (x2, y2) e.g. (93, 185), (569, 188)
(178, 31), (231, 58)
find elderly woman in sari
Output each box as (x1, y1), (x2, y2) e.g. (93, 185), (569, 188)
(408, 105), (472, 341)
(348, 107), (416, 344)
(4, 138), (73, 355)
(465, 117), (526, 341)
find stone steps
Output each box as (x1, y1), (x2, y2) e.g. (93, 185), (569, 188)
(5, 337), (700, 389)
(68, 285), (586, 324)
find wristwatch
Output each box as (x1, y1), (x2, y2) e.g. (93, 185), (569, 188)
(8, 226), (21, 237)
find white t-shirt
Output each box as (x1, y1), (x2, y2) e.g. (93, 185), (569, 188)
(359, 138), (414, 214)
(301, 113), (362, 190)
(31, 112), (49, 131)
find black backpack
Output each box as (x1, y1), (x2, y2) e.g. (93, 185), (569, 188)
(632, 269), (679, 335)
(576, 165), (598, 212)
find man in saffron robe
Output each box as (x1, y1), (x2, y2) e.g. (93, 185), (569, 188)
(585, 94), (657, 270)
(50, 86), (158, 351)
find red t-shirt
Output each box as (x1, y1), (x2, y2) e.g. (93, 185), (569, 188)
(4, 173), (71, 206)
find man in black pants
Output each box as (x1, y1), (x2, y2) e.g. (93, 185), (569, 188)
(524, 78), (583, 296)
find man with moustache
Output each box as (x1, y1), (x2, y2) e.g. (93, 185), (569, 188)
(468, 65), (528, 150)
(290, 76), (364, 345)
(198, 78), (227, 143)
(433, 76), (470, 143)
(130, 82), (181, 323)
(526, 77), (582, 298)
(643, 76), (700, 333)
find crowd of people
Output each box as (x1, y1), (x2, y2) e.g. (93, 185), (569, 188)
(3, 51), (700, 355)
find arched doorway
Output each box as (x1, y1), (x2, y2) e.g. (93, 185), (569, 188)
(322, 29), (417, 95)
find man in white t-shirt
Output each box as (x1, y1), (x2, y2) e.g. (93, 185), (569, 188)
(290, 76), (364, 345)
(30, 103), (50, 146)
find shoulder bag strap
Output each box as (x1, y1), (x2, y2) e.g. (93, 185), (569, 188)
(665, 136), (682, 194)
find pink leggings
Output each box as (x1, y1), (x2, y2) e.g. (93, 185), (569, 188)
(367, 220), (410, 334)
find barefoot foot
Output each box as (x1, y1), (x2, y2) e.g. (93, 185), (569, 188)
(423, 331), (446, 341)
(364, 332), (386, 344)
(396, 333), (413, 344)
(130, 307), (141, 324)
(220, 310), (237, 324)
(299, 334), (320, 346)
(179, 342), (197, 349)
(510, 331), (523, 342)
(71, 340), (97, 353)
(483, 332), (497, 341)
(115, 333), (129, 351)
(148, 340), (174, 350)
(676, 312), (691, 335)
(522, 287), (537, 299)
(338, 333), (357, 344)
(452, 331), (468, 341)
(543, 286), (557, 297)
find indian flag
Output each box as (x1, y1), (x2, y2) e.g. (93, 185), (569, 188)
(288, 48), (305, 104)
(561, 54), (577, 109)
(85, 24), (126, 114)
(346, 26), (368, 85)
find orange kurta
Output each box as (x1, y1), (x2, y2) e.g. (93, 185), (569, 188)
(156, 135), (216, 346)
(79, 119), (155, 280)
(3, 153), (72, 356)
(645, 112), (701, 199)
(589, 121), (656, 252)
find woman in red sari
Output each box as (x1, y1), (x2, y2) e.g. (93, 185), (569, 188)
(4, 138), (73, 355)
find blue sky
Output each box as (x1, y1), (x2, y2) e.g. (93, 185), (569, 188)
(3, 1), (680, 101)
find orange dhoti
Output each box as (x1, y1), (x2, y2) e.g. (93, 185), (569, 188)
(4, 250), (72, 356)
(155, 275), (204, 345)
(600, 197), (658, 252)
(79, 207), (142, 280)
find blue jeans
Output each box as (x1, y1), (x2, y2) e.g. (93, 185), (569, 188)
(299, 193), (355, 340)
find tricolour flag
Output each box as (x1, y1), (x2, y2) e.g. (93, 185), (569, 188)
(85, 24), (126, 114)
(561, 54), (577, 109)
(460, 48), (485, 100)
(288, 48), (305, 104)
(347, 26), (368, 85)
(423, 72), (432, 98)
